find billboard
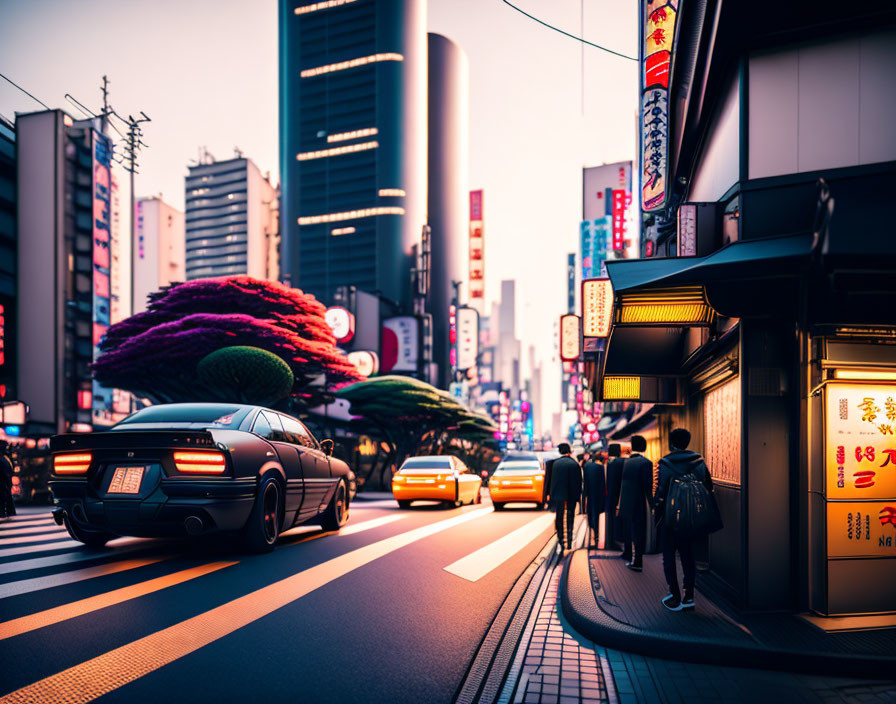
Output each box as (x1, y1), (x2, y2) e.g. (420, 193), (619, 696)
(91, 132), (115, 426)
(469, 191), (485, 311)
(456, 307), (479, 371)
(559, 314), (581, 361)
(381, 317), (419, 373)
(641, 0), (679, 212)
(582, 279), (614, 338)
(582, 162), (633, 264)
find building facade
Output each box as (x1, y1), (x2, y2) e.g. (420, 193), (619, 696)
(185, 157), (279, 281)
(278, 0), (427, 307)
(16, 110), (119, 434)
(0, 117), (15, 406)
(427, 32), (469, 389)
(133, 196), (185, 312)
(588, 2), (896, 617)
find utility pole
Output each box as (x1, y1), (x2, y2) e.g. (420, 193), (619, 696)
(118, 112), (151, 316)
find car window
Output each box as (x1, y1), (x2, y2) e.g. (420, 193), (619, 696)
(400, 457), (452, 470)
(262, 412), (285, 442)
(252, 412), (273, 439)
(279, 415), (318, 450)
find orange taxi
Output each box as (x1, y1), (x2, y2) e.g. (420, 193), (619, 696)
(392, 455), (483, 508)
(488, 456), (546, 510)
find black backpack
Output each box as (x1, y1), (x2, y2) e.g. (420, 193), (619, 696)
(665, 470), (722, 538)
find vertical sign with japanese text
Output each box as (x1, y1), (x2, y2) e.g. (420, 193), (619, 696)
(582, 279), (614, 338)
(92, 131), (115, 426)
(469, 191), (485, 312)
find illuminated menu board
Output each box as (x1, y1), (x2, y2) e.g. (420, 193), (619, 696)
(582, 278), (613, 338)
(559, 314), (581, 362)
(825, 382), (896, 559)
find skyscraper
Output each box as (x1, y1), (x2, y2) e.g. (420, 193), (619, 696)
(133, 196), (185, 312)
(16, 110), (117, 433)
(278, 0), (427, 306)
(184, 156), (279, 281)
(0, 117), (15, 405)
(427, 32), (469, 389)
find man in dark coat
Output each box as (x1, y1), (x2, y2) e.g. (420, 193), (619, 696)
(618, 435), (653, 571)
(654, 427), (714, 612)
(604, 444), (624, 551)
(581, 452), (605, 549)
(546, 443), (582, 551)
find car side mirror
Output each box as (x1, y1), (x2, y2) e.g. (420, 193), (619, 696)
(321, 439), (334, 456)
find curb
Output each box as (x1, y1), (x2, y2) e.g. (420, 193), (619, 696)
(560, 548), (896, 680)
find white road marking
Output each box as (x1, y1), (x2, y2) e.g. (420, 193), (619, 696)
(0, 538), (82, 559)
(0, 556), (170, 600)
(0, 532), (73, 547)
(0, 517), (55, 530)
(443, 513), (555, 583)
(0, 539), (153, 576)
(2, 513), (53, 523)
(337, 513), (407, 535)
(0, 525), (68, 538)
(0, 507), (494, 704)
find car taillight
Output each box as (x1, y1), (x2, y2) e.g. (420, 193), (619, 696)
(173, 451), (227, 474)
(54, 453), (92, 474)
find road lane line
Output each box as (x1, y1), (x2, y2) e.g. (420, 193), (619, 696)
(0, 539), (154, 576)
(443, 514), (555, 583)
(0, 561), (237, 641)
(0, 532), (74, 546)
(0, 539), (84, 559)
(337, 513), (407, 535)
(0, 525), (68, 538)
(0, 507), (493, 704)
(2, 514), (53, 523)
(0, 557), (169, 599)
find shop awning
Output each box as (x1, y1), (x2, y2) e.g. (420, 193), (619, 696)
(606, 233), (813, 318)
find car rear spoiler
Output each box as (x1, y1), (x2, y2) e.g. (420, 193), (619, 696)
(50, 430), (218, 453)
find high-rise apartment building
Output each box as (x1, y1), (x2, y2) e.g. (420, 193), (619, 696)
(0, 117), (15, 405)
(185, 156), (279, 281)
(16, 110), (119, 433)
(133, 196), (185, 312)
(278, 0), (427, 306)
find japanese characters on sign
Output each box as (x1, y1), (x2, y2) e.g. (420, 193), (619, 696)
(825, 383), (896, 501)
(456, 307), (479, 371)
(640, 0), (678, 213)
(469, 191), (485, 310)
(582, 279), (614, 338)
(92, 131), (115, 426)
(559, 314), (581, 362)
(827, 501), (896, 559)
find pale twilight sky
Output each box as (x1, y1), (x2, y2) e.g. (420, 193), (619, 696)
(0, 0), (638, 429)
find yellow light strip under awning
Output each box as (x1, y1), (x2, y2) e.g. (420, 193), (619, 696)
(617, 286), (715, 325)
(603, 376), (640, 400)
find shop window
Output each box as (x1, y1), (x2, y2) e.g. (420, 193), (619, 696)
(703, 377), (741, 485)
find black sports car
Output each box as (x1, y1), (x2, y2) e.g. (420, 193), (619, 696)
(49, 403), (353, 552)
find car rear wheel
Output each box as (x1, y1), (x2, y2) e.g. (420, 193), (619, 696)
(320, 480), (349, 532)
(64, 516), (114, 548)
(397, 499), (412, 509)
(493, 502), (505, 511)
(243, 475), (281, 553)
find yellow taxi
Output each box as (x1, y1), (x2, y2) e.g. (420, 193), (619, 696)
(392, 455), (483, 508)
(488, 456), (546, 510)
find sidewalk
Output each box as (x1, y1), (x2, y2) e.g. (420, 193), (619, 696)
(561, 548), (896, 680)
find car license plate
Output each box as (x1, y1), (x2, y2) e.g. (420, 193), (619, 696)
(108, 466), (145, 494)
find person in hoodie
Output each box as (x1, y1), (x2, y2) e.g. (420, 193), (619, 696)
(653, 427), (714, 612)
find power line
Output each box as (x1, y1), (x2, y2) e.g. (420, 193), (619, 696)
(0, 71), (51, 110)
(502, 0), (637, 62)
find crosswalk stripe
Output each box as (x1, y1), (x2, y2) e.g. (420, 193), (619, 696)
(0, 507), (493, 704)
(443, 513), (555, 583)
(0, 557), (169, 599)
(0, 532), (73, 547)
(0, 525), (68, 538)
(0, 518), (55, 530)
(2, 514), (53, 524)
(337, 514), (407, 535)
(0, 539), (154, 576)
(0, 538), (84, 559)
(0, 561), (237, 641)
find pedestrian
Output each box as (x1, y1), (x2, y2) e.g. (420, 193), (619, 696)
(546, 443), (582, 552)
(617, 435), (652, 571)
(604, 444), (624, 551)
(0, 441), (16, 520)
(653, 427), (716, 612)
(582, 452), (606, 549)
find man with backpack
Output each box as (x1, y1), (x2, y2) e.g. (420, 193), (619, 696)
(653, 428), (719, 612)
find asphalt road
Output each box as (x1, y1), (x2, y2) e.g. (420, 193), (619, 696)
(0, 494), (555, 703)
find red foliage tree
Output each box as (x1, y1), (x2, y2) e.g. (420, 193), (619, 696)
(93, 277), (359, 407)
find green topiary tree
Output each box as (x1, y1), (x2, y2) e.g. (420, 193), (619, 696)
(197, 346), (294, 406)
